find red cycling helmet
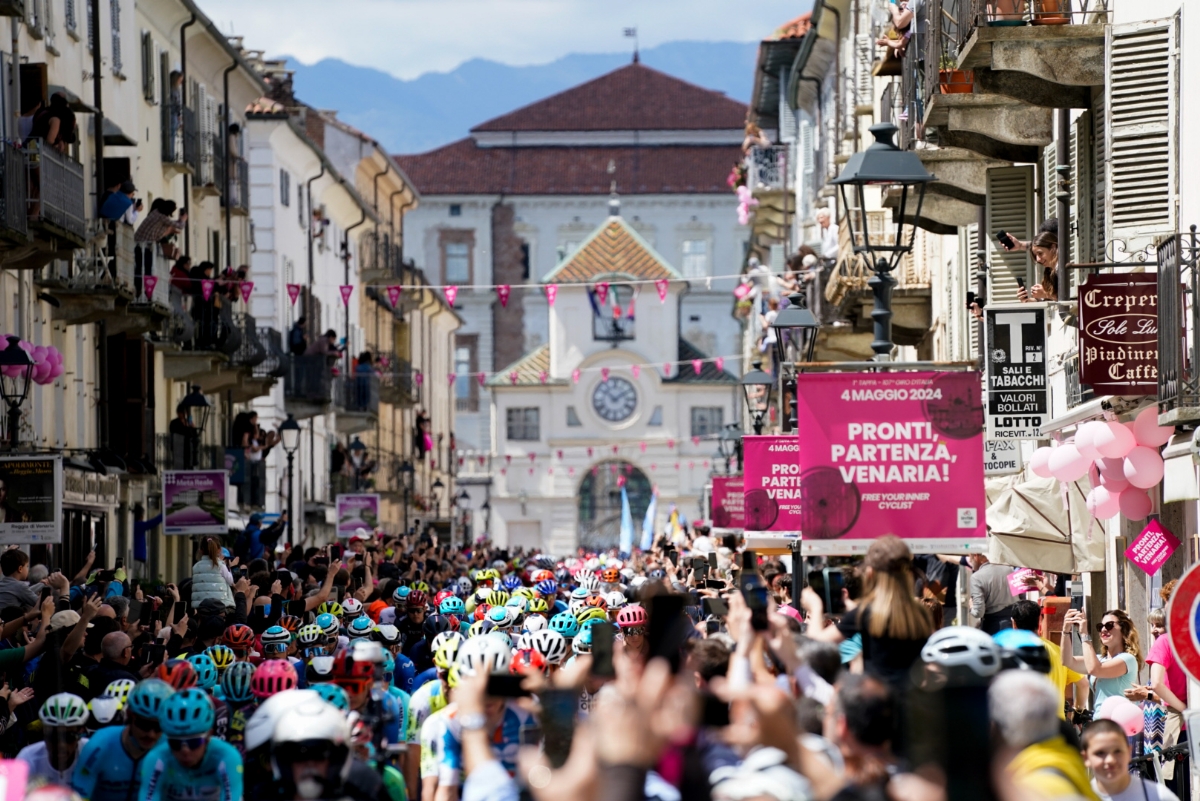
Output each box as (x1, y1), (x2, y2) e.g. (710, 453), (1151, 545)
(406, 590), (428, 610)
(223, 623), (256, 653)
(584, 595), (608, 610)
(332, 651), (376, 696)
(251, 659), (298, 699)
(615, 605), (647, 629)
(473, 602), (491, 622)
(158, 658), (199, 690)
(509, 648), (548, 676)
(434, 589), (454, 607)
(277, 614), (302, 633)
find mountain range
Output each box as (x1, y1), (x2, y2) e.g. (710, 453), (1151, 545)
(282, 40), (760, 156)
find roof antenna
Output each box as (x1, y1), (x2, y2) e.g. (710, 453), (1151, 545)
(624, 27), (639, 63)
(607, 159), (620, 216)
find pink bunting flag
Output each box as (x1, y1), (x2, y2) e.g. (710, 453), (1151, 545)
(612, 445), (619, 454)
(674, 462), (680, 470)
(625, 464), (633, 475)
(509, 371), (519, 385)
(594, 282), (609, 305)
(691, 436), (700, 446)
(715, 356), (724, 372)
(448, 373), (458, 386)
(240, 281), (254, 303)
(529, 453), (537, 463)
(477, 456), (485, 466)
(414, 372), (424, 386)
(458, 457), (464, 467)
(667, 439), (675, 449)
(387, 286), (402, 306)
(201, 280), (215, 301)
(545, 284), (558, 306)
(569, 467), (575, 476)
(617, 475), (627, 488)
(601, 367), (610, 382)
(572, 368), (581, 384)
(639, 441), (646, 453)
(504, 455), (512, 466)
(529, 468), (534, 476)
(548, 468), (553, 475)
(287, 284), (301, 305)
(651, 463), (656, 470)
(339, 285), (353, 306)
(142, 275), (158, 300)
(587, 447), (594, 457)
(477, 372), (487, 386)
(613, 304), (622, 319)
(445, 285), (458, 306)
(692, 359), (702, 375)
(631, 364), (640, 379)
(539, 371), (548, 384)
(557, 450), (563, 459)
(655, 279), (669, 303)
(663, 363), (672, 376)
(496, 285), (511, 308)
(501, 468), (507, 476)
(689, 461), (695, 469)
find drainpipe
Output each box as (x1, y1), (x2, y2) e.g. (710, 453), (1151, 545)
(223, 58), (238, 270)
(343, 209), (369, 375)
(823, 1), (842, 156)
(304, 165), (325, 318)
(180, 14), (196, 256)
(91, 0), (109, 449)
(976, 206), (987, 358)
(370, 164), (389, 280)
(1056, 109), (1070, 304)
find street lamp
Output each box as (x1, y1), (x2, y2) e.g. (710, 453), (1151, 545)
(741, 360), (774, 435)
(0, 337), (34, 449)
(280, 414), (301, 543)
(399, 459), (414, 533)
(181, 384), (211, 433)
(480, 499), (491, 542)
(431, 477), (444, 516)
(717, 424), (743, 474)
(770, 294), (819, 431)
(455, 489), (471, 546)
(831, 122), (934, 360)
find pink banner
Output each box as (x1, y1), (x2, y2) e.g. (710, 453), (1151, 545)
(545, 284), (558, 306)
(497, 284), (511, 307)
(794, 372), (986, 549)
(655, 279), (669, 303)
(387, 286), (402, 306)
(240, 281), (254, 302)
(339, 285), (353, 306)
(445, 285), (458, 306)
(287, 284), (301, 305)
(477, 372), (487, 386)
(142, 275), (158, 299)
(692, 359), (702, 375)
(572, 369), (580, 384)
(594, 282), (609, 305)
(742, 436), (802, 533)
(1006, 568), (1038, 596)
(711, 475), (745, 529)
(1125, 519), (1181, 575)
(201, 280), (214, 301)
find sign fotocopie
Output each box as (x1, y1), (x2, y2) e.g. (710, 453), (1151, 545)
(1078, 272), (1158, 396)
(984, 306), (1047, 439)
(984, 439), (1023, 475)
(1167, 561), (1200, 684)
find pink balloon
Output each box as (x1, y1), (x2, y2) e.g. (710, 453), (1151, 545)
(1111, 700), (1145, 736)
(1030, 447), (1054, 478)
(1075, 421), (1104, 461)
(1048, 444), (1090, 483)
(1096, 457), (1125, 482)
(1094, 420), (1137, 459)
(1090, 485), (1121, 519)
(30, 346), (46, 364)
(50, 362), (63, 378)
(1132, 405), (1174, 448)
(1123, 445), (1164, 489)
(1118, 487), (1153, 520)
(1097, 696), (1125, 721)
(1098, 472), (1130, 493)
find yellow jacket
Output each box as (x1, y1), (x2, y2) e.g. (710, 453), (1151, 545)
(1007, 736), (1101, 801)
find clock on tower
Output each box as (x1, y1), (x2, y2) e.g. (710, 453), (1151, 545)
(591, 377), (637, 423)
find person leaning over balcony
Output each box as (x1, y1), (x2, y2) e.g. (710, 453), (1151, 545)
(816, 209), (838, 261)
(741, 122), (770, 153)
(135, 200), (186, 299)
(1016, 231), (1059, 303)
(876, 0), (915, 59)
(28, 92), (77, 153)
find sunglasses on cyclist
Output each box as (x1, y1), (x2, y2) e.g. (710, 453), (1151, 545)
(623, 626), (646, 637)
(129, 714), (161, 733)
(168, 736), (208, 752)
(1096, 621), (1119, 632)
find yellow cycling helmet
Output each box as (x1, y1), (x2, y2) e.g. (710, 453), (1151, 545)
(527, 598), (549, 615)
(468, 619), (487, 638)
(486, 590), (511, 607)
(317, 601), (344, 617)
(575, 607), (608, 625)
(512, 587), (537, 600)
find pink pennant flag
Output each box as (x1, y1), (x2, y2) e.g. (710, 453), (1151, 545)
(692, 436), (700, 446)
(626, 294), (635, 318)
(548, 468), (553, 475)
(529, 468), (534, 476)
(539, 371), (548, 384)
(655, 279), (669, 303)
(650, 463), (656, 470)
(556, 450), (563, 459)
(505, 455), (512, 465)
(414, 372), (424, 386)
(477, 372), (487, 386)
(689, 461), (695, 469)
(339, 285), (353, 306)
(674, 462), (680, 470)
(509, 371), (519, 385)
(240, 281), (254, 302)
(613, 304), (622, 319)
(545, 284), (558, 306)
(625, 464), (633, 475)
(458, 457), (464, 467)
(569, 467), (575, 476)
(387, 286), (402, 306)
(287, 284), (301, 305)
(663, 363), (672, 376)
(618, 475), (627, 488)
(587, 447), (594, 457)
(445, 285), (458, 306)
(715, 356), (724, 372)
(572, 368), (581, 384)
(639, 441), (646, 453)
(612, 445), (619, 454)
(477, 456), (485, 466)
(201, 280), (215, 301)
(631, 364), (640, 379)
(529, 453), (537, 463)
(448, 373), (458, 386)
(501, 468), (507, 476)
(692, 359), (702, 375)
(667, 439), (675, 449)
(594, 282), (609, 305)
(496, 285), (511, 308)
(601, 367), (610, 382)
(142, 275), (158, 300)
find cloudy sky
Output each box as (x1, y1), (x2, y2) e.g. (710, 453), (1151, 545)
(200, 0), (810, 79)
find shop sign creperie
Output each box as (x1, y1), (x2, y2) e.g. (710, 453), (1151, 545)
(1079, 273), (1157, 395)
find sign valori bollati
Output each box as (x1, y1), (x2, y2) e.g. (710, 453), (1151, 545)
(1079, 272), (1157, 395)
(985, 305), (1046, 438)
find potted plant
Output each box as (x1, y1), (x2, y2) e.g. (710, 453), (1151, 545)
(938, 55), (974, 94)
(1031, 0), (1070, 24)
(987, 0), (1028, 25)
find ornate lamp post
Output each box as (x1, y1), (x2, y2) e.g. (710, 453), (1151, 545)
(0, 337), (34, 449)
(831, 122), (934, 361)
(280, 414), (301, 543)
(431, 477), (444, 517)
(770, 295), (819, 431)
(399, 459), (414, 533)
(717, 424), (743, 473)
(741, 360), (774, 435)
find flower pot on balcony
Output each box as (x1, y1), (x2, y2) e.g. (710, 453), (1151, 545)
(987, 0), (1028, 25)
(939, 69), (975, 94)
(1031, 0), (1070, 24)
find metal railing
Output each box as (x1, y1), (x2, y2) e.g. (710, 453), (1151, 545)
(223, 156), (249, 213)
(285, 353), (333, 405)
(105, 222), (135, 291)
(154, 431), (224, 472)
(377, 353), (416, 405)
(166, 301), (239, 354)
(198, 131), (220, 188)
(229, 313), (266, 368)
(1158, 233), (1195, 417)
(27, 140), (85, 239)
(746, 145), (787, 192)
(334, 374), (380, 415)
(252, 326), (288, 379)
(332, 471), (375, 497)
(161, 101), (198, 171)
(0, 141), (27, 237)
(1062, 352), (1094, 409)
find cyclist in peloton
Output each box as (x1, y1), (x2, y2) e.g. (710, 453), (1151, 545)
(137, 689), (243, 801)
(73, 680), (174, 801)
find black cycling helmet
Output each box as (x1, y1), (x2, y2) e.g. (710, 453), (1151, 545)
(422, 614), (455, 640)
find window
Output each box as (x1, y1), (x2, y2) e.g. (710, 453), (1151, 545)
(449, 204), (462, 217)
(566, 406), (581, 427)
(442, 239), (471, 284)
(65, 0), (77, 37)
(682, 239), (709, 278)
(690, 407), (724, 438)
(520, 242), (531, 280)
(593, 284), (635, 342)
(86, 0), (92, 51)
(280, 170), (291, 206)
(648, 405), (663, 426)
(110, 0), (123, 76)
(506, 408), (540, 441)
(141, 31), (156, 102)
(455, 335), (478, 413)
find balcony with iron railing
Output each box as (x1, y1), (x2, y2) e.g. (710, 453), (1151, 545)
(27, 139), (85, 245)
(1158, 233), (1199, 425)
(162, 101), (199, 174)
(0, 140), (27, 243)
(333, 374), (380, 435)
(195, 132), (222, 195)
(745, 145), (788, 193)
(285, 353), (334, 419)
(223, 156), (249, 215)
(377, 352), (416, 406)
(252, 327), (288, 381)
(154, 431), (226, 473)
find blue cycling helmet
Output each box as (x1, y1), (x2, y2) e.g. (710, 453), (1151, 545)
(160, 689), (214, 737)
(392, 586), (411, 604)
(126, 679), (173, 721)
(220, 661), (256, 704)
(393, 652), (416, 694)
(993, 629), (1052, 673)
(535, 579), (557, 598)
(315, 613), (339, 638)
(573, 626), (593, 654)
(186, 654), (219, 690)
(382, 650), (396, 677)
(346, 617), (375, 641)
(549, 612), (580, 638)
(439, 597), (465, 617)
(313, 682), (350, 712)
(501, 575), (523, 592)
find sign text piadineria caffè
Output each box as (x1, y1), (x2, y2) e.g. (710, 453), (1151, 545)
(1079, 273), (1157, 395)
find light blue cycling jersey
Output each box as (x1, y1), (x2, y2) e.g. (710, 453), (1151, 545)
(437, 702), (535, 786)
(73, 725), (151, 801)
(136, 737), (243, 801)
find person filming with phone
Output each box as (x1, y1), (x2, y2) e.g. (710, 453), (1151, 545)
(1061, 607), (1142, 707)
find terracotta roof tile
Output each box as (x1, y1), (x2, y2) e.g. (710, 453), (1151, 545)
(471, 63), (747, 133)
(543, 218), (680, 284)
(488, 345), (566, 387)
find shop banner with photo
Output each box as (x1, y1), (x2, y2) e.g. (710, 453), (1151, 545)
(1079, 272), (1157, 396)
(336, 493), (381, 537)
(742, 436), (801, 548)
(984, 305), (1046, 439)
(794, 372), (987, 554)
(0, 455), (62, 544)
(710, 475), (745, 529)
(163, 470), (229, 535)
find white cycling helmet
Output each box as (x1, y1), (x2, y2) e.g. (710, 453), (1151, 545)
(528, 629), (568, 665)
(605, 591), (627, 609)
(342, 598), (365, 619)
(456, 633), (511, 677)
(523, 614), (548, 633)
(431, 630), (465, 655)
(921, 626), (1001, 678)
(245, 688), (320, 753)
(40, 693), (89, 727)
(270, 697), (352, 793)
(580, 574), (601, 592)
(514, 631), (533, 651)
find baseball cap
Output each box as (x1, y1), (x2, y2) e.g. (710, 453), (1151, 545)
(47, 610), (89, 633)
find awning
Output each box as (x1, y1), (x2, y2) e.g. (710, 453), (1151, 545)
(751, 37), (805, 129)
(102, 118), (137, 147)
(1162, 432), (1198, 502)
(985, 472), (1106, 573)
(47, 85), (97, 114)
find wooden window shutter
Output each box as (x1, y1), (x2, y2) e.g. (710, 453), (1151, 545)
(1071, 111), (1093, 267)
(855, 35), (873, 114)
(1091, 86), (1106, 260)
(1039, 143), (1056, 229)
(985, 166), (1035, 305)
(778, 68), (797, 143)
(959, 223), (981, 359)
(800, 120), (814, 175)
(1105, 16), (1179, 253)
(141, 31), (155, 102)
